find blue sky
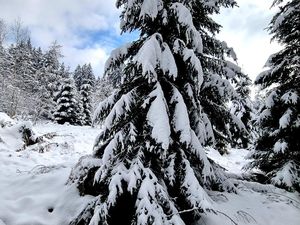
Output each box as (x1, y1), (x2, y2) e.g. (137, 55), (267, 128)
(0, 0), (281, 80)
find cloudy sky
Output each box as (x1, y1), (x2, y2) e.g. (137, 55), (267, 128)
(0, 0), (281, 80)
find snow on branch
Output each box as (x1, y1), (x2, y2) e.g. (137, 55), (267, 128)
(134, 34), (162, 81)
(103, 89), (135, 131)
(170, 86), (192, 144)
(139, 0), (163, 20)
(146, 83), (171, 150)
(104, 42), (133, 73)
(134, 33), (178, 81)
(181, 159), (212, 211)
(170, 3), (203, 53)
(93, 90), (120, 125)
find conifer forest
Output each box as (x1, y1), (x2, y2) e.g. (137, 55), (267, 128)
(0, 0), (299, 225)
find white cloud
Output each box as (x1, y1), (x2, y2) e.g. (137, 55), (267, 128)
(62, 45), (109, 77)
(0, 0), (282, 81)
(0, 0), (119, 76)
(214, 0), (281, 80)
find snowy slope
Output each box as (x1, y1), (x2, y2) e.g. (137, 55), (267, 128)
(0, 121), (98, 225)
(0, 120), (299, 225)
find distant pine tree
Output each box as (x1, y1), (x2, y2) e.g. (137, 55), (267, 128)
(80, 82), (92, 126)
(73, 64), (82, 91)
(83, 63), (96, 88)
(53, 77), (78, 125)
(74, 63), (96, 91)
(68, 1), (237, 225)
(37, 42), (63, 119)
(0, 37), (10, 113)
(247, 0), (300, 191)
(91, 77), (114, 120)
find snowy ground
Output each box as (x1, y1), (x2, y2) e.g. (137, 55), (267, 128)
(204, 148), (300, 225)
(0, 119), (299, 225)
(0, 121), (97, 225)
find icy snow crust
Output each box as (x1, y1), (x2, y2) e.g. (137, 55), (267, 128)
(0, 120), (299, 225)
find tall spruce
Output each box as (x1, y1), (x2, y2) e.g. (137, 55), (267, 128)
(247, 0), (300, 191)
(68, 1), (238, 225)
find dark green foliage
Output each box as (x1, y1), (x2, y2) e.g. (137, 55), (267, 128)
(53, 78), (79, 125)
(247, 0), (300, 191)
(80, 83), (92, 126)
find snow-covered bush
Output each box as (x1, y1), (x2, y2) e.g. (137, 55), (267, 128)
(0, 120), (40, 151)
(0, 112), (14, 128)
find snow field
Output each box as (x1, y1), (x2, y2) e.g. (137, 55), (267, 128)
(0, 122), (97, 225)
(0, 120), (299, 225)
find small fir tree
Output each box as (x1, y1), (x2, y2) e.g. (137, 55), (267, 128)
(80, 82), (92, 126)
(53, 77), (79, 125)
(247, 0), (300, 191)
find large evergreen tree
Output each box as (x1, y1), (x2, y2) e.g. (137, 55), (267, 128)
(247, 0), (300, 191)
(68, 1), (238, 225)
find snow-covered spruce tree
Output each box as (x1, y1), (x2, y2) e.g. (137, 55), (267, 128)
(82, 63), (96, 89)
(36, 42), (63, 120)
(168, 1), (252, 153)
(0, 32), (10, 113)
(230, 76), (254, 149)
(53, 77), (79, 125)
(68, 1), (237, 225)
(91, 77), (114, 119)
(80, 81), (92, 126)
(74, 63), (96, 91)
(73, 64), (83, 91)
(247, 0), (300, 191)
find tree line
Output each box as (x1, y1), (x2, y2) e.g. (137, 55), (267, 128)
(0, 18), (113, 124)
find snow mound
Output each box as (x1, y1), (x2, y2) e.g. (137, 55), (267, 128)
(0, 122), (99, 225)
(0, 112), (13, 127)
